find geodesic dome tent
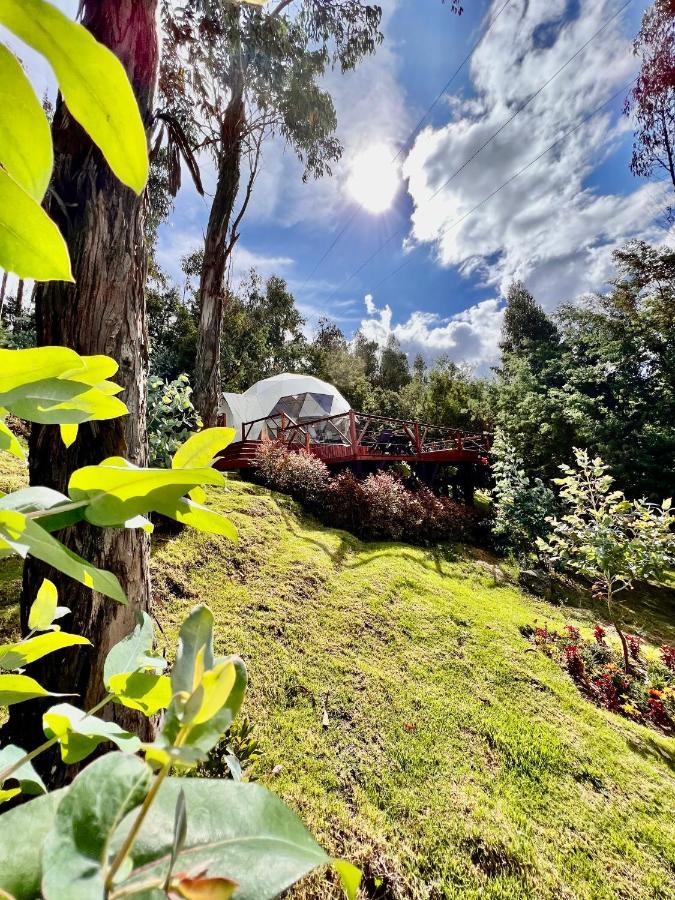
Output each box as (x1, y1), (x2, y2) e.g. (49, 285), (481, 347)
(219, 373), (351, 441)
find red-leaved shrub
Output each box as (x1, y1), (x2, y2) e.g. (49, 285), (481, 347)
(252, 442), (481, 545)
(252, 440), (329, 505)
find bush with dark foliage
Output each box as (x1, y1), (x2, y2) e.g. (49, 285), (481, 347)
(252, 441), (482, 545)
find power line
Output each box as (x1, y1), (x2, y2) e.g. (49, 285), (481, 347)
(298, 0), (515, 291)
(392, 0), (515, 162)
(324, 0), (635, 302)
(370, 77), (637, 293)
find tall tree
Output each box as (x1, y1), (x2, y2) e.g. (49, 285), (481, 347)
(161, 0), (383, 425)
(379, 334), (411, 393)
(499, 281), (559, 357)
(221, 270), (309, 390)
(624, 0), (675, 219)
(17, 0), (160, 760)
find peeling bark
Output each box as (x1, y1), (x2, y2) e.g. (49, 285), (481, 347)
(193, 84), (245, 426)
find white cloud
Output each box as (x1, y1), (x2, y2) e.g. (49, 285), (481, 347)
(402, 0), (670, 309)
(359, 294), (504, 374)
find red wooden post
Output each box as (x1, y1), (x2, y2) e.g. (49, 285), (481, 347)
(414, 422), (421, 456)
(349, 410), (358, 456)
(305, 430), (310, 451)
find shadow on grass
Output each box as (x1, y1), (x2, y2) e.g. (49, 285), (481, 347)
(626, 734), (675, 773)
(277, 504), (471, 581)
(554, 582), (675, 648)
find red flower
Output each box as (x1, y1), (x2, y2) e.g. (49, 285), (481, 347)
(593, 625), (606, 645)
(626, 634), (642, 660)
(660, 645), (675, 672)
(565, 625), (581, 642)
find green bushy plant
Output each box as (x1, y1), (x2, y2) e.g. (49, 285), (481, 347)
(148, 374), (202, 468)
(537, 449), (675, 671)
(491, 429), (556, 556)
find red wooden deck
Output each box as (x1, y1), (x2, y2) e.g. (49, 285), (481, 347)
(215, 410), (491, 471)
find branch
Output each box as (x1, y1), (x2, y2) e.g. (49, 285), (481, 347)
(224, 132), (263, 259)
(270, 0), (294, 18)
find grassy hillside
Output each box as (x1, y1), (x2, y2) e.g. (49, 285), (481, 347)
(1, 459), (674, 898)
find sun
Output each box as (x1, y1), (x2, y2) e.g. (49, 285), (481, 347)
(347, 144), (399, 214)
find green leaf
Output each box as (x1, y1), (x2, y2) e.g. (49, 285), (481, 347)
(109, 671), (172, 716)
(0, 510), (126, 603)
(0, 485), (85, 532)
(167, 788), (188, 889)
(0, 43), (52, 200)
(0, 743), (46, 799)
(0, 165), (73, 281)
(171, 605), (215, 696)
(60, 423), (78, 447)
(114, 779), (329, 900)
(0, 672), (66, 705)
(156, 495), (238, 540)
(28, 577), (58, 631)
(60, 353), (119, 385)
(172, 427), (235, 470)
(0, 789), (64, 899)
(0, 347), (120, 395)
(103, 610), (166, 687)
(332, 859), (362, 900)
(43, 702), (141, 764)
(0, 0), (149, 194)
(156, 655), (247, 768)
(68, 460), (224, 527)
(1, 377), (127, 425)
(41, 753), (152, 900)
(0, 417), (24, 459)
(0, 630), (89, 670)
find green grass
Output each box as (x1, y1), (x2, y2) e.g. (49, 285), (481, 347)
(1, 453), (674, 898)
(150, 477), (675, 900)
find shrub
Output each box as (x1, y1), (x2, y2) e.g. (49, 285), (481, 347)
(147, 373), (202, 467)
(490, 429), (556, 556)
(537, 449), (675, 672)
(325, 470), (479, 544)
(252, 439), (330, 505)
(253, 442), (482, 545)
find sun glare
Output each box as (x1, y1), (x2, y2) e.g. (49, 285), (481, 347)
(347, 144), (399, 214)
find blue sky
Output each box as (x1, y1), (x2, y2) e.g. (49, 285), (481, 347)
(6, 0), (670, 372)
(157, 0), (666, 372)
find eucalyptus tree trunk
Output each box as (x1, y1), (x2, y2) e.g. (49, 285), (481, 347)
(13, 279), (24, 318)
(193, 83), (245, 426)
(0, 271), (7, 318)
(7, 0), (160, 779)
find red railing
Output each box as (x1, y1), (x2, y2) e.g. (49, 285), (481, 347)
(241, 410), (492, 460)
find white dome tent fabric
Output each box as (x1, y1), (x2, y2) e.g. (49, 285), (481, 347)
(219, 373), (351, 440)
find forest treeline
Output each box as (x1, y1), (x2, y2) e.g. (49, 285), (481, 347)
(3, 239), (673, 504)
(139, 238), (675, 503)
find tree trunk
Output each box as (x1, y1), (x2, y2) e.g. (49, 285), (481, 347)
(14, 279), (24, 318)
(5, 0), (159, 783)
(194, 84), (245, 427)
(0, 271), (8, 319)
